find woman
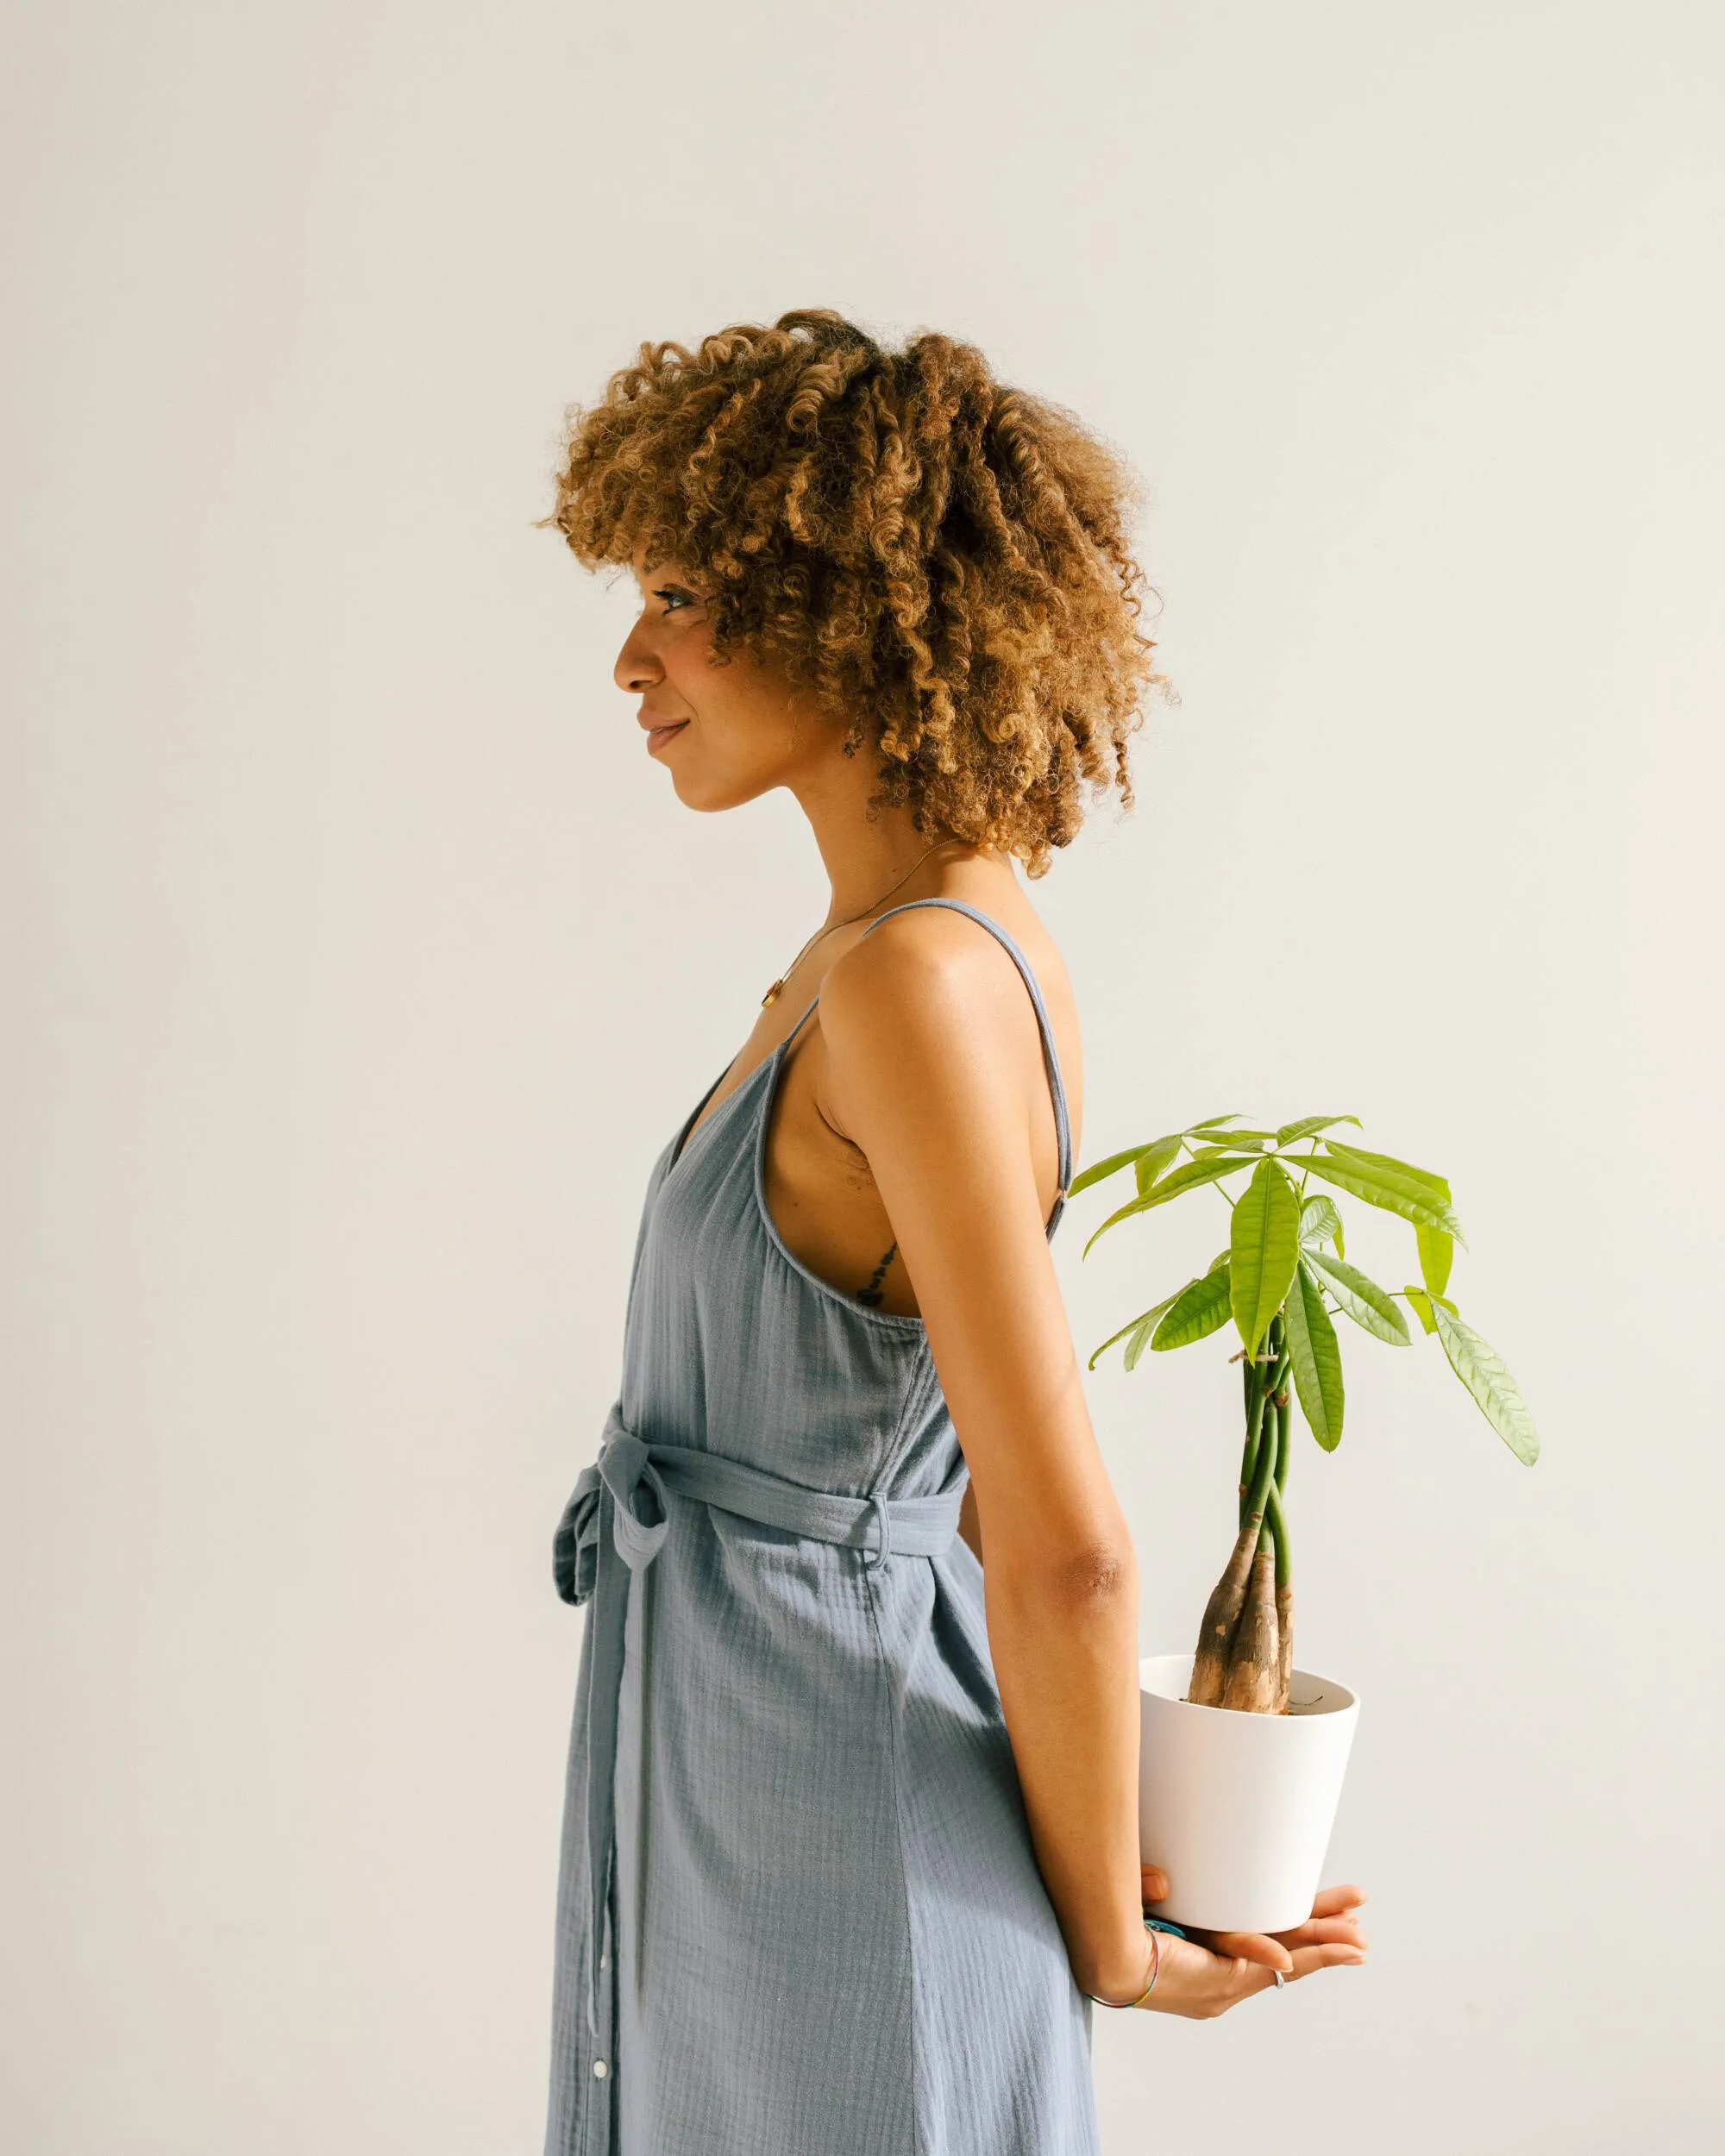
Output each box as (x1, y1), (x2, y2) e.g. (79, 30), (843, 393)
(541, 310), (1366, 2156)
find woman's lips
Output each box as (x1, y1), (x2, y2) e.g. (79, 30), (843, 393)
(645, 720), (689, 756)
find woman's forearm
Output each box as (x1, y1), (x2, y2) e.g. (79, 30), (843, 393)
(982, 1539), (1151, 1999)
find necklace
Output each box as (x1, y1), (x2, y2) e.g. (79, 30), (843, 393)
(761, 840), (957, 1008)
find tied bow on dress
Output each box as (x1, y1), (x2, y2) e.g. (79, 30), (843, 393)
(554, 1401), (969, 2047)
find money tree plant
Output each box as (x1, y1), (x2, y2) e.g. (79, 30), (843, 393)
(1077, 1113), (1539, 1715)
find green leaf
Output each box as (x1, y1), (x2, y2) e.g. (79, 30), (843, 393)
(1069, 1144), (1157, 1199)
(1403, 1285), (1457, 1336)
(1150, 1263), (1235, 1351)
(1229, 1156), (1303, 1357)
(1188, 1112), (1245, 1135)
(1082, 1155), (1261, 1257)
(1290, 1150), (1467, 1244)
(1088, 1296), (1178, 1370)
(1325, 1140), (1452, 1199)
(1274, 1113), (1364, 1147)
(1428, 1304), (1540, 1464)
(1304, 1247), (1411, 1344)
(1283, 1259), (1346, 1449)
(1417, 1224), (1454, 1300)
(1132, 1135), (1186, 1195)
(1091, 1302), (1156, 1371)
(1298, 1196), (1343, 1249)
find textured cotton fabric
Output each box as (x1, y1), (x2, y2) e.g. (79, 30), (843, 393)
(544, 898), (1100, 2156)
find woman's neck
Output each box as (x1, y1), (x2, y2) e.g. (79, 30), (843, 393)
(792, 751), (962, 926)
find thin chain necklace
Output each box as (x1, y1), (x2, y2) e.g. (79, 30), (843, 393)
(761, 839), (958, 1008)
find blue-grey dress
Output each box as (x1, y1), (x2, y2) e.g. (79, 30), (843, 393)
(545, 898), (1100, 2156)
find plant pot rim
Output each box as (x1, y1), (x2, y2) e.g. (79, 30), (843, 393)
(1138, 1650), (1361, 1719)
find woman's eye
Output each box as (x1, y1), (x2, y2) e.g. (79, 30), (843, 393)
(652, 586), (693, 614)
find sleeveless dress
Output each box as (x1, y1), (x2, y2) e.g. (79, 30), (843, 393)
(544, 898), (1100, 2156)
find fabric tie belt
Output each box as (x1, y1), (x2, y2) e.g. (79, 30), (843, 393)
(553, 1400), (967, 2049)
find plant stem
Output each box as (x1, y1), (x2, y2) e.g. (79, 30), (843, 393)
(1265, 1373), (1290, 1585)
(1264, 1481), (1291, 1590)
(1264, 1320), (1291, 1572)
(1193, 1338), (1279, 1709)
(1244, 1384), (1279, 1530)
(1189, 1520), (1262, 1708)
(1224, 1402), (1282, 1715)
(1238, 1351), (1268, 1530)
(1220, 1545), (1281, 1714)
(1265, 1313), (1295, 1712)
(1246, 1316), (1290, 1522)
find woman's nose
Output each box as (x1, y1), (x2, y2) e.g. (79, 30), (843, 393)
(614, 623), (662, 694)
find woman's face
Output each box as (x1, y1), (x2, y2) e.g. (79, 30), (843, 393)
(614, 552), (831, 812)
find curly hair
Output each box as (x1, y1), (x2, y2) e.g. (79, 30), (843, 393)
(540, 309), (1170, 875)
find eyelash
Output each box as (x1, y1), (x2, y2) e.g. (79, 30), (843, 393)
(652, 586), (693, 614)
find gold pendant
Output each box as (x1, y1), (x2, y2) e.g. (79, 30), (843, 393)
(762, 981), (784, 1008)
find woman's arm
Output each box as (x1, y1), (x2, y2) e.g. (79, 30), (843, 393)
(819, 916), (1151, 2002)
(957, 1480), (983, 1565)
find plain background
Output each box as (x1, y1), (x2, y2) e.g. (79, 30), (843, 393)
(5, 3), (1722, 2149)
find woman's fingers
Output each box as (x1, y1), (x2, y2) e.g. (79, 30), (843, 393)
(1132, 1877), (1371, 2015)
(1193, 1929), (1295, 1973)
(1135, 1925), (1365, 2017)
(1272, 1913), (1368, 1951)
(1234, 1937), (1365, 2000)
(1287, 1939), (1367, 1977)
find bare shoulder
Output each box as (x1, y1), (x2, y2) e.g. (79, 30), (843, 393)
(821, 894), (1051, 1033)
(816, 887), (1083, 1144)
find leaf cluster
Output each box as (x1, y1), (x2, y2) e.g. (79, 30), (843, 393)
(1080, 1113), (1538, 1465)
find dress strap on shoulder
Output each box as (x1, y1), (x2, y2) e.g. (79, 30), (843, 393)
(858, 898), (1074, 1196)
(779, 987), (825, 1055)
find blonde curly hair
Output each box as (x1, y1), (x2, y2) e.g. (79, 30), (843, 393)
(541, 308), (1170, 875)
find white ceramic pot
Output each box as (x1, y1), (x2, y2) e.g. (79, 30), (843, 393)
(1137, 1651), (1360, 1935)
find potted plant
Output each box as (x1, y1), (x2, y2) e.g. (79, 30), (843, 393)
(1077, 1112), (1539, 1933)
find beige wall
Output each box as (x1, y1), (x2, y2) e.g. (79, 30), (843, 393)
(5, 3), (1722, 2148)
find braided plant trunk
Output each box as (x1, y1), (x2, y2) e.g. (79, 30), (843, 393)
(1189, 1313), (1294, 1712)
(1076, 1113), (1540, 1719)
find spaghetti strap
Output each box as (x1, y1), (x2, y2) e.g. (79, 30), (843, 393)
(858, 896), (1074, 1200)
(778, 986), (824, 1056)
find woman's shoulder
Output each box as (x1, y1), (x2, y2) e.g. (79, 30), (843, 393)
(816, 876), (1083, 1127)
(837, 878), (1076, 1020)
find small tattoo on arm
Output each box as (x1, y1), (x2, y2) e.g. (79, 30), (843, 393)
(855, 1242), (898, 1308)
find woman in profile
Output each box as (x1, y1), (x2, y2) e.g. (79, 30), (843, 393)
(541, 309), (1364, 2156)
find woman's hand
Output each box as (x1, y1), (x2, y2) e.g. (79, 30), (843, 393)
(1123, 1866), (1368, 2018)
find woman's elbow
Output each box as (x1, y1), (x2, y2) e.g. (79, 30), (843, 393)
(994, 1534), (1138, 1613)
